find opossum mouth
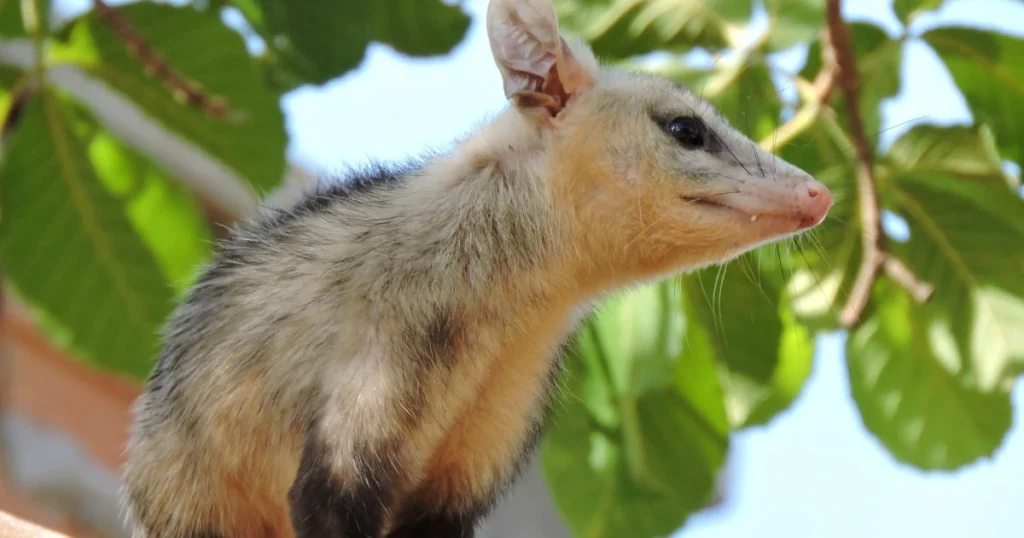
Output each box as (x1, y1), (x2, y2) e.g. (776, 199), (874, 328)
(685, 198), (731, 210)
(682, 196), (803, 228)
(683, 197), (748, 216)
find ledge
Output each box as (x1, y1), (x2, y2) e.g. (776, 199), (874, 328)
(0, 511), (70, 538)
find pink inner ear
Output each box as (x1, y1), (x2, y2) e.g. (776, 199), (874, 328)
(556, 37), (594, 96)
(486, 0), (594, 117)
(511, 91), (561, 116)
(533, 41), (592, 117)
(541, 64), (569, 112)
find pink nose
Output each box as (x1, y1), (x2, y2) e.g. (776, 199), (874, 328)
(797, 181), (833, 229)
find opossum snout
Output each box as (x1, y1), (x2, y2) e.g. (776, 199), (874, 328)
(794, 180), (833, 229)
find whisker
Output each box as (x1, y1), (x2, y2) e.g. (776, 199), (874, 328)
(756, 247), (764, 286)
(752, 137), (766, 179)
(771, 114), (780, 182)
(742, 253), (771, 303)
(775, 243), (787, 282)
(807, 229), (834, 269)
(713, 264), (728, 340)
(878, 115), (931, 136)
(796, 239), (834, 309)
(784, 241), (796, 281)
(836, 115), (934, 155)
(808, 229), (851, 300)
(741, 99), (766, 179)
(628, 189), (742, 247)
(715, 132), (754, 177)
(696, 270), (713, 329)
(624, 212), (668, 249)
(696, 50), (727, 119)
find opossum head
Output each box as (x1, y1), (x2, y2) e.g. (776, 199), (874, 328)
(486, 0), (833, 284)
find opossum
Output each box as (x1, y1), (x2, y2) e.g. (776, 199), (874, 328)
(121, 0), (834, 536)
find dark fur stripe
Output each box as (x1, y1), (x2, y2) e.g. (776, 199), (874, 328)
(260, 160), (422, 233)
(386, 513), (478, 538)
(386, 501), (487, 538)
(417, 307), (466, 370)
(288, 428), (394, 538)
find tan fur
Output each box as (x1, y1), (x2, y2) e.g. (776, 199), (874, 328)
(121, 1), (832, 536)
(415, 295), (577, 502)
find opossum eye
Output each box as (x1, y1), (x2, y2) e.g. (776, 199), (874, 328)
(666, 116), (706, 149)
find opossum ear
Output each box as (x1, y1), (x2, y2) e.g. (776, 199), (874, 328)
(487, 0), (594, 117)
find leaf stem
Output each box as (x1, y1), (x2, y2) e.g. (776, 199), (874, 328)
(20, 0), (45, 78)
(825, 0), (932, 328)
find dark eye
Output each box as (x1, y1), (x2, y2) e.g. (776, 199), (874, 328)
(666, 116), (706, 149)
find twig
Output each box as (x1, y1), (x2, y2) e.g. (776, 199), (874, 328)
(812, 32), (839, 103)
(758, 28), (836, 150)
(883, 255), (933, 303)
(826, 0), (931, 328)
(93, 0), (233, 120)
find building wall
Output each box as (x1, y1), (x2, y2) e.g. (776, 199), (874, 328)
(0, 295), (133, 536)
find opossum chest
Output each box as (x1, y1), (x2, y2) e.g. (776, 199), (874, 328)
(402, 301), (576, 512)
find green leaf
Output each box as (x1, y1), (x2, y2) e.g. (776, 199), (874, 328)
(766, 108), (862, 332)
(254, 0), (470, 86)
(683, 259), (815, 428)
(885, 123), (1019, 189)
(801, 22), (902, 138)
(924, 27), (1024, 164)
(226, 0), (264, 29)
(553, 0), (754, 59)
(893, 0), (943, 25)
(53, 2), (286, 193)
(583, 282), (680, 398)
(0, 68), (18, 123)
(710, 59), (781, 140)
(847, 281), (1013, 470)
(0, 63), (22, 90)
(0, 0), (25, 38)
(87, 126), (213, 294)
(684, 266), (780, 384)
(889, 171), (1024, 388)
(370, 0), (474, 58)
(543, 288), (729, 537)
(0, 0), (49, 38)
(671, 290), (732, 433)
(0, 89), (175, 379)
(778, 158), (861, 331)
(763, 0), (825, 51)
(0, 91), (8, 130)
(542, 388), (728, 538)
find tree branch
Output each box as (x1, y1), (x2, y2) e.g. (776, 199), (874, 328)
(825, 0), (931, 328)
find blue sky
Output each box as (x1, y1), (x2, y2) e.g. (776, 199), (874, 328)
(280, 1), (1024, 537)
